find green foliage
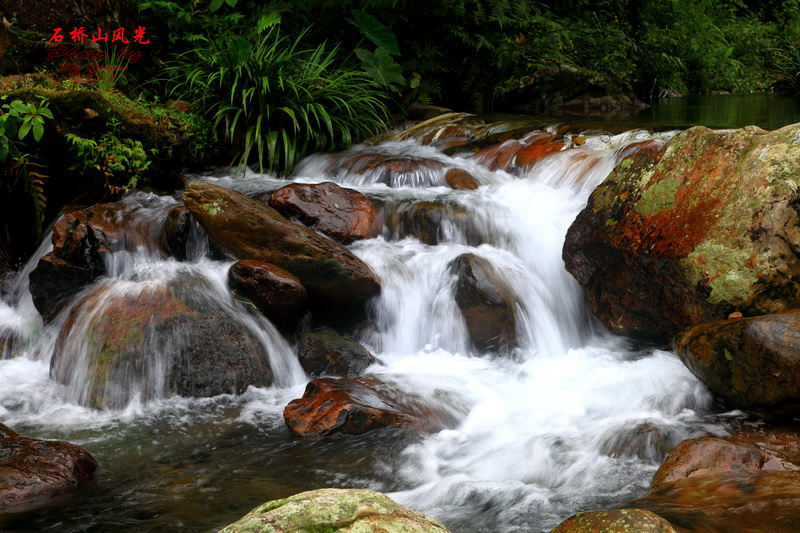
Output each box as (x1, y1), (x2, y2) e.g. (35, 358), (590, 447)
(167, 18), (390, 173)
(355, 47), (405, 90)
(347, 9), (400, 55)
(65, 132), (153, 193)
(0, 98), (52, 233)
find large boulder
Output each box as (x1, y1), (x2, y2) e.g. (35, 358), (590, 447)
(634, 434), (800, 531)
(563, 124), (800, 344)
(0, 424), (97, 510)
(50, 274), (274, 408)
(182, 181), (380, 306)
(674, 310), (800, 417)
(449, 253), (517, 353)
(283, 377), (446, 437)
(267, 182), (382, 244)
(218, 488), (451, 533)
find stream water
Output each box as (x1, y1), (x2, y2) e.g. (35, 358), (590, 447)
(0, 118), (756, 532)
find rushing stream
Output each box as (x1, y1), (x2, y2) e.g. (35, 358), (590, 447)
(0, 125), (738, 532)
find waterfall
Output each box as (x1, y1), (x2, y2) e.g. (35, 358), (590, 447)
(0, 128), (725, 533)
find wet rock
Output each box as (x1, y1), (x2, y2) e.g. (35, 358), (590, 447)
(422, 125), (470, 151)
(563, 124), (800, 344)
(50, 274), (274, 408)
(0, 424), (97, 510)
(385, 200), (483, 246)
(599, 422), (674, 462)
(449, 253), (517, 353)
(163, 205), (193, 260)
(324, 151), (447, 188)
(182, 181), (380, 306)
(515, 134), (567, 169)
(472, 139), (524, 171)
(444, 168), (480, 190)
(613, 139), (665, 166)
(634, 434), (800, 532)
(218, 488), (451, 533)
(551, 509), (677, 533)
(268, 181), (381, 244)
(296, 330), (376, 378)
(674, 310), (800, 418)
(283, 377), (445, 437)
(228, 260), (307, 323)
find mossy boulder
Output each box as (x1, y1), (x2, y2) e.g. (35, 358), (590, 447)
(563, 123), (800, 344)
(296, 330), (377, 378)
(50, 273), (274, 408)
(674, 310), (800, 417)
(183, 181), (381, 307)
(218, 488), (451, 533)
(550, 509), (677, 533)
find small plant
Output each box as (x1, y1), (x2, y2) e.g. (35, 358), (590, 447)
(66, 132), (153, 193)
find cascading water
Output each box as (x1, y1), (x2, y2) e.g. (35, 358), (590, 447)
(0, 127), (732, 532)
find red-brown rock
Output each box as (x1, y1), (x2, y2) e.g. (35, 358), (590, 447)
(283, 377), (445, 437)
(228, 259), (307, 322)
(385, 200), (484, 246)
(634, 434), (800, 532)
(0, 424), (97, 510)
(516, 134), (567, 168)
(445, 168), (480, 190)
(268, 182), (381, 244)
(472, 140), (524, 171)
(674, 310), (800, 418)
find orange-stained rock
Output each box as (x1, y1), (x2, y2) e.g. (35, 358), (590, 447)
(283, 377), (447, 437)
(551, 509), (677, 533)
(516, 134), (566, 168)
(0, 424), (97, 510)
(563, 124), (800, 344)
(421, 125), (468, 146)
(472, 140), (524, 171)
(323, 151), (447, 187)
(445, 168), (480, 190)
(228, 260), (307, 322)
(268, 182), (381, 244)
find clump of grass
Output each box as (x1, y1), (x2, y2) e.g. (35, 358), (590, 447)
(167, 14), (391, 174)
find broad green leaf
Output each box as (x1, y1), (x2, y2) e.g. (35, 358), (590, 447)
(0, 136), (8, 162)
(10, 100), (27, 114)
(347, 10), (400, 56)
(355, 47), (405, 88)
(32, 120), (44, 142)
(227, 35), (252, 63)
(224, 0), (237, 6)
(209, 0), (224, 12)
(18, 120), (31, 140)
(38, 107), (54, 120)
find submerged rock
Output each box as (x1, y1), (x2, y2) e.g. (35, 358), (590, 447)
(674, 310), (800, 418)
(283, 377), (447, 437)
(296, 330), (376, 378)
(218, 488), (451, 533)
(182, 181), (380, 306)
(444, 168), (480, 190)
(228, 259), (307, 323)
(267, 181), (382, 244)
(634, 433), (800, 531)
(50, 274), (274, 408)
(563, 124), (800, 344)
(0, 424), (97, 510)
(384, 199), (484, 246)
(449, 253), (517, 353)
(550, 509), (677, 533)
